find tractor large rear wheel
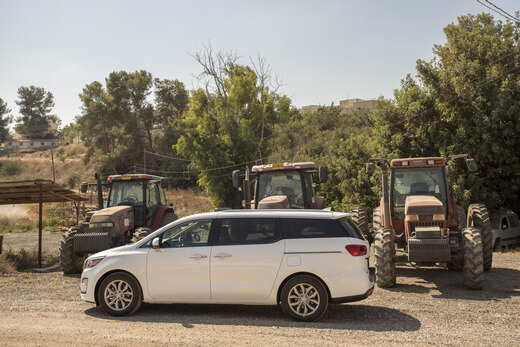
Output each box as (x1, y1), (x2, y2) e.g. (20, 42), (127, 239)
(373, 207), (381, 230)
(374, 228), (396, 288)
(60, 228), (85, 274)
(467, 204), (492, 271)
(351, 207), (372, 243)
(462, 227), (484, 290)
(159, 211), (178, 228)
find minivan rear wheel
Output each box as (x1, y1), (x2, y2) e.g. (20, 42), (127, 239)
(280, 275), (328, 322)
(97, 272), (142, 316)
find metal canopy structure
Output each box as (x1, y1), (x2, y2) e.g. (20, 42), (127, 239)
(0, 180), (87, 205)
(0, 180), (87, 267)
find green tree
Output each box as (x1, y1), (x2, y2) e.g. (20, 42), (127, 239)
(0, 98), (13, 142)
(152, 79), (192, 187)
(176, 49), (293, 207)
(372, 13), (520, 212)
(78, 71), (159, 175)
(14, 86), (55, 139)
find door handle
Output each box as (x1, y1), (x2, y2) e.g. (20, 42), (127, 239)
(189, 254), (208, 259)
(214, 253), (232, 258)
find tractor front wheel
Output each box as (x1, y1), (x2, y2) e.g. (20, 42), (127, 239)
(374, 228), (396, 288)
(462, 227), (484, 290)
(467, 204), (492, 271)
(59, 228), (85, 274)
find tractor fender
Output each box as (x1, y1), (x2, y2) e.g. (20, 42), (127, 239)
(152, 206), (175, 231)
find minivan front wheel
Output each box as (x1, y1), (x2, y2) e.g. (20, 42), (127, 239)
(280, 275), (328, 322)
(97, 272), (142, 316)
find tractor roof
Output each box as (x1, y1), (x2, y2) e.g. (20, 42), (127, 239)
(390, 157), (446, 169)
(108, 174), (164, 182)
(251, 162), (317, 172)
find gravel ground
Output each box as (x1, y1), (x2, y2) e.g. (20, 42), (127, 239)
(1, 232), (519, 346)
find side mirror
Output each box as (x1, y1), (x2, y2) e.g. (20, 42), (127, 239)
(80, 182), (88, 193)
(366, 162), (375, 175)
(319, 166), (328, 183)
(232, 170), (241, 188)
(466, 159), (477, 172)
(160, 178), (169, 189)
(152, 237), (161, 249)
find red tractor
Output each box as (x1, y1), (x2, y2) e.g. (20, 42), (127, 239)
(366, 155), (492, 289)
(232, 162), (328, 209)
(60, 174), (177, 273)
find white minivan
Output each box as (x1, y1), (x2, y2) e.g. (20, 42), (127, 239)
(80, 210), (373, 321)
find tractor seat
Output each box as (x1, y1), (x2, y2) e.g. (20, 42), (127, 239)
(410, 182), (429, 194)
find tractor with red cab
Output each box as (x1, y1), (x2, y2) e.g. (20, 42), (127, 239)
(366, 155), (491, 289)
(232, 162), (328, 209)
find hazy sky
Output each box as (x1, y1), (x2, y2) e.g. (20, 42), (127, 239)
(0, 0), (518, 126)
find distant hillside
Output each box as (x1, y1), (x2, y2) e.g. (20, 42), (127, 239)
(0, 144), (94, 189)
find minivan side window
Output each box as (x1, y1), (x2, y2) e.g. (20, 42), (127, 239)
(281, 218), (349, 239)
(218, 218), (279, 245)
(159, 219), (212, 248)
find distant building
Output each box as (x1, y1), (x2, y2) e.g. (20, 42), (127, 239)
(298, 105), (321, 114)
(1, 139), (61, 151)
(339, 98), (377, 115)
(299, 98), (377, 115)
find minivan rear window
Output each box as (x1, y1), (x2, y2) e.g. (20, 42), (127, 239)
(339, 217), (365, 240)
(281, 218), (350, 239)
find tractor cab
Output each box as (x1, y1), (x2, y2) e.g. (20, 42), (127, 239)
(389, 158), (450, 240)
(233, 162), (328, 209)
(107, 174), (169, 228)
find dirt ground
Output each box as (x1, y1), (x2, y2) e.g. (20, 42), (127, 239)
(1, 231), (519, 346)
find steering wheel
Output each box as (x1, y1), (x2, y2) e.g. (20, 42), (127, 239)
(125, 196), (138, 203)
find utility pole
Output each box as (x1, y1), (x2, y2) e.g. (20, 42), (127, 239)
(50, 147), (56, 182)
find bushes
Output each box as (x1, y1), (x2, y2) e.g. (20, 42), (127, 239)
(0, 160), (22, 176)
(0, 249), (59, 272)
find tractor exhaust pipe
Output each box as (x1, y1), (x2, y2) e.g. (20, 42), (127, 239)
(367, 159), (391, 229)
(95, 173), (103, 210)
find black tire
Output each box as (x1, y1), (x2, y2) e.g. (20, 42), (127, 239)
(59, 228), (85, 274)
(279, 275), (329, 322)
(373, 207), (381, 230)
(97, 272), (142, 316)
(159, 211), (178, 228)
(351, 207), (373, 244)
(130, 229), (150, 244)
(467, 204), (492, 271)
(374, 228), (396, 288)
(462, 227), (484, 290)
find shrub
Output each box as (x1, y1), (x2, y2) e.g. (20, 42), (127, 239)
(0, 254), (17, 273)
(1, 248), (59, 271)
(1, 160), (22, 176)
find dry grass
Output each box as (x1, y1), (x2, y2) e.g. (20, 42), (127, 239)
(0, 145), (93, 189)
(0, 248), (60, 272)
(166, 188), (213, 218)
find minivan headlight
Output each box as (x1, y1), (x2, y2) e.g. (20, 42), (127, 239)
(84, 256), (106, 269)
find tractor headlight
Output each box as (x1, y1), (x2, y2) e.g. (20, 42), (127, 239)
(432, 214), (445, 221)
(405, 214), (419, 221)
(84, 256), (106, 270)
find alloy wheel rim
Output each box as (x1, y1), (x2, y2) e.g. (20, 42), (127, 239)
(287, 283), (320, 317)
(104, 280), (133, 311)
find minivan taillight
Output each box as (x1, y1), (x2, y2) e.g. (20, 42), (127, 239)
(346, 244), (367, 256)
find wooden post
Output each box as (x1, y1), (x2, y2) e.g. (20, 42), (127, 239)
(38, 184), (43, 268)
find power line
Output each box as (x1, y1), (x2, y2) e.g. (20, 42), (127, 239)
(477, 0), (520, 23)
